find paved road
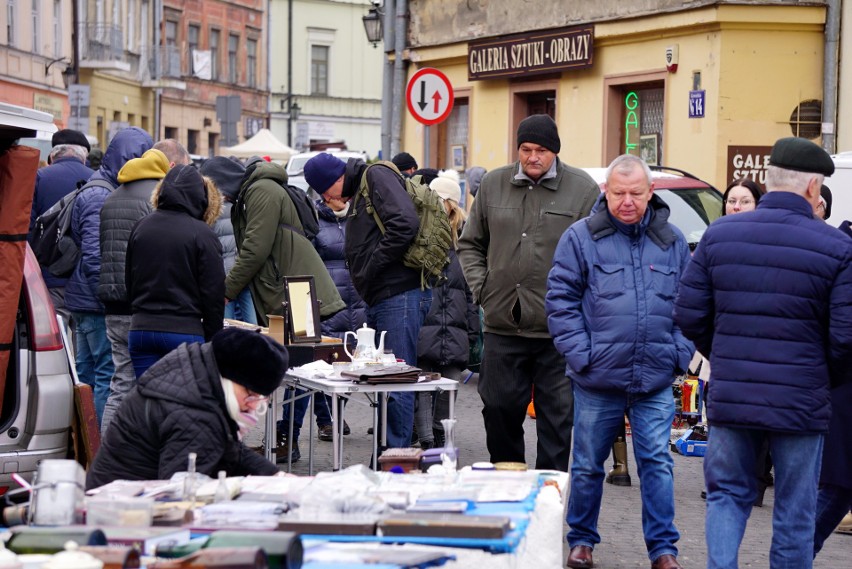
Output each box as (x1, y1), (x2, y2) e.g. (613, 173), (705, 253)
(250, 375), (850, 567)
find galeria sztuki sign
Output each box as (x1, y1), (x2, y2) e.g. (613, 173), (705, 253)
(468, 25), (594, 81)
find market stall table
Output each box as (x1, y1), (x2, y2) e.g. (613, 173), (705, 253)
(264, 368), (458, 473)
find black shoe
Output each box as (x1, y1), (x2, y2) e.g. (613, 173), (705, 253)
(700, 490), (707, 500)
(275, 433), (301, 463)
(317, 424), (333, 442)
(343, 420), (351, 435)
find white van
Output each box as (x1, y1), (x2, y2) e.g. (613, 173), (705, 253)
(825, 152), (852, 227)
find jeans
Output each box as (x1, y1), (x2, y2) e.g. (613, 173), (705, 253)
(814, 483), (852, 556)
(128, 330), (204, 379)
(705, 426), (824, 569)
(224, 288), (257, 325)
(72, 312), (114, 427)
(101, 315), (135, 437)
(367, 287), (432, 448)
(567, 384), (678, 561)
(278, 389), (333, 441)
(415, 364), (462, 445)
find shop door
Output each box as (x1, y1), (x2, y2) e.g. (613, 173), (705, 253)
(526, 91), (556, 119)
(622, 85), (664, 165)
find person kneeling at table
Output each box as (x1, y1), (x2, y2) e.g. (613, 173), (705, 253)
(86, 327), (288, 489)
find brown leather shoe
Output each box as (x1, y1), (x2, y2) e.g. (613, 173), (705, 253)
(651, 554), (683, 569)
(566, 545), (594, 568)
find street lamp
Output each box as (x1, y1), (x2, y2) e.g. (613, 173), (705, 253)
(61, 65), (77, 89)
(362, 7), (383, 48)
(289, 101), (301, 122)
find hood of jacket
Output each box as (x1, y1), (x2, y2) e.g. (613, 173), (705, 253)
(341, 158), (368, 199)
(242, 160), (288, 191)
(151, 164), (222, 225)
(200, 156), (246, 201)
(117, 148), (169, 184)
(587, 193), (677, 250)
(89, 127), (154, 188)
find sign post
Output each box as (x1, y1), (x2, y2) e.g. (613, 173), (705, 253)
(406, 68), (454, 168)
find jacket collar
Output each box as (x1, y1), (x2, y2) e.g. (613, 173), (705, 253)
(587, 193), (677, 250)
(756, 191), (817, 218)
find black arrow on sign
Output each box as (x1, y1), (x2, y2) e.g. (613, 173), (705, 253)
(418, 81), (427, 111)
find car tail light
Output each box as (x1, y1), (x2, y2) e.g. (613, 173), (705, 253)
(22, 246), (63, 351)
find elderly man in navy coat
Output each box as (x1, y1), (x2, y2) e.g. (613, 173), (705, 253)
(674, 137), (852, 568)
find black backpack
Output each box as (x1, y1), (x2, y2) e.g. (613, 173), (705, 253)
(233, 179), (319, 242)
(30, 179), (111, 277)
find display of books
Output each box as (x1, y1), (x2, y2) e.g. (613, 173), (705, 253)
(377, 513), (512, 540)
(101, 526), (191, 555)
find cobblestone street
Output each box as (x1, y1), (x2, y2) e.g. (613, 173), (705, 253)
(251, 375), (851, 567)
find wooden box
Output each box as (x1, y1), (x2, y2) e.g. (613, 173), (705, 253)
(286, 341), (350, 367)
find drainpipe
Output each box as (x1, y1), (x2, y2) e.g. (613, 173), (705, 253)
(381, 1), (394, 160)
(287, 0), (294, 147)
(154, 0), (162, 140)
(266, 0), (272, 129)
(822, 0), (840, 154)
(390, 0), (407, 158)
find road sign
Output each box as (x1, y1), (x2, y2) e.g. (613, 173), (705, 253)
(406, 68), (454, 126)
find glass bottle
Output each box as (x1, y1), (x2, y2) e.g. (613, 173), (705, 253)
(440, 418), (458, 472)
(183, 452), (197, 504)
(214, 471), (230, 503)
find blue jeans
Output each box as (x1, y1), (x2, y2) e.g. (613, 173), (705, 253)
(567, 384), (678, 561)
(128, 330), (204, 379)
(705, 426), (824, 569)
(224, 288), (257, 325)
(278, 389), (333, 441)
(367, 287), (432, 448)
(73, 312), (114, 427)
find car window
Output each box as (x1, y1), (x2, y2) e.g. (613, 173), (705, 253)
(288, 156), (312, 174)
(655, 188), (722, 246)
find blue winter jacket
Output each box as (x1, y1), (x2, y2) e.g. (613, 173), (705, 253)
(546, 194), (694, 394)
(65, 128), (154, 313)
(29, 157), (94, 288)
(313, 201), (367, 339)
(674, 192), (852, 434)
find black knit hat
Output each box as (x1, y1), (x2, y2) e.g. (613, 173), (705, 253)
(52, 129), (90, 152)
(200, 156), (246, 201)
(391, 152), (418, 171)
(517, 114), (561, 154)
(212, 328), (289, 396)
(769, 137), (834, 177)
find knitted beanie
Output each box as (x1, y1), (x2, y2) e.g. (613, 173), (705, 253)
(430, 170), (461, 203)
(517, 114), (561, 154)
(304, 153), (346, 194)
(392, 152), (418, 171)
(212, 328), (289, 396)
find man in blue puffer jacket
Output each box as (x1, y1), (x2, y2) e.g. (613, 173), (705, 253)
(546, 154), (692, 569)
(674, 137), (852, 568)
(65, 127), (153, 426)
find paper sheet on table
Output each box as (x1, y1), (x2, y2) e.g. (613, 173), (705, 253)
(294, 360), (335, 378)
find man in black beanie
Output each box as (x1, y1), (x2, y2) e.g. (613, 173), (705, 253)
(391, 152), (418, 176)
(87, 327), (288, 489)
(458, 114), (599, 473)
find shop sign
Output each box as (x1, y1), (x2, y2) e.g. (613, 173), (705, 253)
(726, 145), (772, 187)
(33, 93), (63, 121)
(689, 90), (705, 118)
(468, 25), (594, 81)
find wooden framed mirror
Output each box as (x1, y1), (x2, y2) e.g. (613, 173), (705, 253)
(284, 276), (322, 344)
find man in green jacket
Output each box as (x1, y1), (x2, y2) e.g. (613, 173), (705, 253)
(458, 114), (599, 471)
(226, 158), (344, 326)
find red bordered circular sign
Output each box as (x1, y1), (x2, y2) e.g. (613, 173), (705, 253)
(406, 68), (454, 126)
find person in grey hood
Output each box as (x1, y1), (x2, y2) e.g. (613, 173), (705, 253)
(201, 156), (256, 324)
(125, 165), (224, 379)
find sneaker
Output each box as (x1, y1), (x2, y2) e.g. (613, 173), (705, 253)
(275, 433), (301, 463)
(343, 420), (351, 435)
(317, 424), (333, 442)
(836, 512), (852, 534)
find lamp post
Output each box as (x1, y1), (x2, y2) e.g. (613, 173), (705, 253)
(362, 8), (383, 48)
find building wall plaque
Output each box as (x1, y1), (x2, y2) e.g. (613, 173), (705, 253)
(467, 25), (594, 81)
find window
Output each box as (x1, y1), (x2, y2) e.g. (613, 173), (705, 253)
(228, 34), (239, 84)
(31, 0), (39, 54)
(126, 0), (135, 51)
(187, 129), (199, 155)
(208, 132), (218, 158)
(311, 45), (328, 95)
(53, 0), (60, 57)
(209, 29), (220, 81)
(164, 126), (177, 140)
(188, 24), (199, 75)
(164, 20), (179, 77)
(247, 38), (257, 88)
(6, 1), (15, 47)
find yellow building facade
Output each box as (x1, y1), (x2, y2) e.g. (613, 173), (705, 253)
(402, 3), (826, 191)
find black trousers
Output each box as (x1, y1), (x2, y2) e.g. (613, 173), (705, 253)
(478, 332), (573, 471)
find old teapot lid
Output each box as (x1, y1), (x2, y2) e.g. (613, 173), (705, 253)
(42, 543), (102, 569)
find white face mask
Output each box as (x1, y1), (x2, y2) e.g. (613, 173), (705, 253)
(332, 200), (351, 218)
(220, 377), (267, 439)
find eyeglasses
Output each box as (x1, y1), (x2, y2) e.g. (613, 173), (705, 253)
(244, 390), (268, 404)
(725, 198), (755, 206)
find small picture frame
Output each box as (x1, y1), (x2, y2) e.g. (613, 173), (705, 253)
(283, 275), (322, 344)
(639, 134), (659, 166)
(451, 145), (465, 171)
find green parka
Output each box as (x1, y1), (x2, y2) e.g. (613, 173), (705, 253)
(226, 161), (344, 326)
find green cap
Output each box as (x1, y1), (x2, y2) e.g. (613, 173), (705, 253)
(768, 137), (834, 177)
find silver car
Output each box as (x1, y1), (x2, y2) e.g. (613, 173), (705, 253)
(286, 149), (370, 200)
